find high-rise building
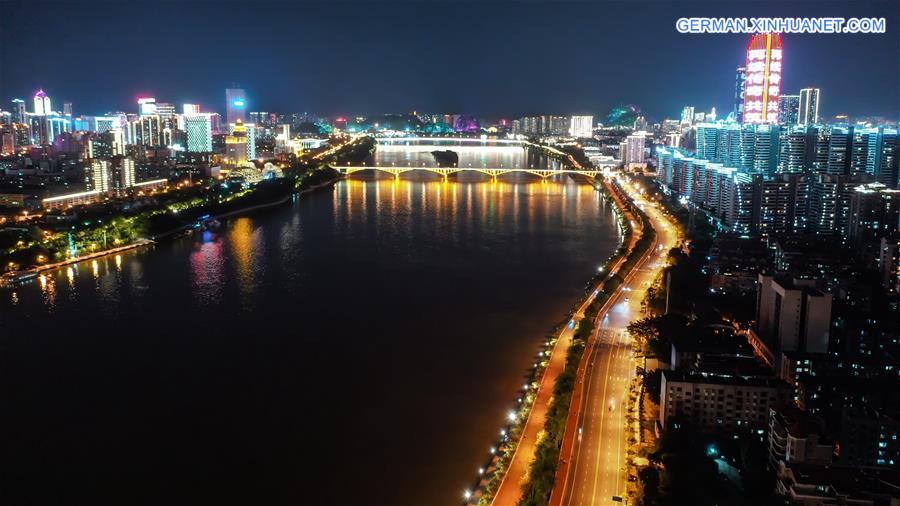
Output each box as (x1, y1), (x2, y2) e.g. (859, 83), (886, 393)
(778, 125), (818, 174)
(91, 160), (111, 193)
(680, 106), (694, 126)
(11, 98), (26, 123)
(753, 124), (780, 174)
(184, 113), (213, 153)
(95, 116), (120, 133)
(825, 127), (854, 176)
(129, 115), (161, 146)
(733, 66), (747, 123)
(798, 88), (820, 125)
(63, 102), (73, 116)
(87, 132), (114, 159)
(33, 89), (51, 115)
(864, 127), (898, 188)
(156, 102), (175, 117)
(137, 97), (157, 115)
(156, 102), (177, 131)
(756, 274), (832, 353)
(808, 174), (859, 235)
(113, 158), (135, 195)
(847, 182), (900, 248)
(778, 95), (800, 125)
(47, 116), (70, 144)
(622, 132), (646, 167)
(245, 123), (257, 160)
(696, 123), (719, 160)
(569, 115), (593, 138)
(111, 128), (126, 156)
(1, 127), (15, 154)
(225, 88), (247, 125)
(225, 118), (249, 165)
(183, 103), (200, 115)
(742, 33), (783, 125)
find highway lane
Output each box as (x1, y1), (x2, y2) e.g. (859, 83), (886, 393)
(489, 196), (639, 506)
(557, 177), (679, 506)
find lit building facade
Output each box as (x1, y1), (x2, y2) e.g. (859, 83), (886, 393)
(778, 94), (800, 125)
(569, 115), (593, 138)
(224, 119), (249, 165)
(733, 66), (746, 123)
(225, 88), (247, 125)
(184, 113), (214, 153)
(33, 89), (51, 115)
(742, 33), (783, 125)
(798, 88), (820, 125)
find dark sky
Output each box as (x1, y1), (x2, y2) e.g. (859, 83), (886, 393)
(1, 0), (897, 120)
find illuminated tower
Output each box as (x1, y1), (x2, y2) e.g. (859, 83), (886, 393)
(742, 33), (783, 125)
(225, 118), (249, 165)
(33, 89), (51, 115)
(225, 88), (247, 125)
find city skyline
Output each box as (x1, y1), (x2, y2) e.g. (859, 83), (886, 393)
(2, 2), (898, 505)
(1, 1), (896, 120)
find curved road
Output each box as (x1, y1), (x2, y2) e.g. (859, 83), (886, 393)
(553, 176), (679, 506)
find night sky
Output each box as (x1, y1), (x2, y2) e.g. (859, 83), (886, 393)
(1, 1), (896, 120)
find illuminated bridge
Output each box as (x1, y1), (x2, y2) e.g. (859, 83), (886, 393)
(375, 137), (528, 145)
(336, 165), (602, 180)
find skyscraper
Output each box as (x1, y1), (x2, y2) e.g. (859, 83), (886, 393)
(91, 160), (110, 193)
(47, 116), (70, 143)
(11, 99), (26, 123)
(33, 90), (51, 115)
(113, 158), (136, 195)
(111, 128), (126, 156)
(798, 88), (820, 125)
(245, 123), (257, 160)
(184, 113), (213, 153)
(63, 102), (73, 116)
(733, 66), (746, 123)
(225, 118), (249, 165)
(225, 88), (247, 125)
(752, 124), (780, 175)
(622, 132), (646, 167)
(680, 106), (694, 125)
(138, 97), (157, 115)
(742, 33), (783, 125)
(865, 127), (898, 188)
(778, 95), (800, 125)
(569, 116), (593, 138)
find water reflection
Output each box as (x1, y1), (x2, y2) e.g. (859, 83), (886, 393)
(1, 174), (618, 506)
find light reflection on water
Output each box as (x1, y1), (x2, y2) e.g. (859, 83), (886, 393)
(1, 174), (618, 506)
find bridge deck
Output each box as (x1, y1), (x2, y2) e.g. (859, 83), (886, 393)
(337, 166), (601, 179)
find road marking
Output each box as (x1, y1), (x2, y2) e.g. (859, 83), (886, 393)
(589, 341), (614, 506)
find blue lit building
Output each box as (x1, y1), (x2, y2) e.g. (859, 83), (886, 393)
(225, 88), (247, 125)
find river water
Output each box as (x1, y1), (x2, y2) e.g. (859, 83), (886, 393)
(0, 142), (619, 505)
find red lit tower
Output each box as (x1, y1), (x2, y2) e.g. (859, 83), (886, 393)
(742, 33), (783, 124)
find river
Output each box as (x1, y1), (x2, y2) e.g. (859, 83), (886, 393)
(0, 142), (620, 505)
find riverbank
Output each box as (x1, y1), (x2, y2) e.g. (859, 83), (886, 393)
(2, 174), (344, 288)
(470, 176), (638, 506)
(0, 239), (155, 288)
